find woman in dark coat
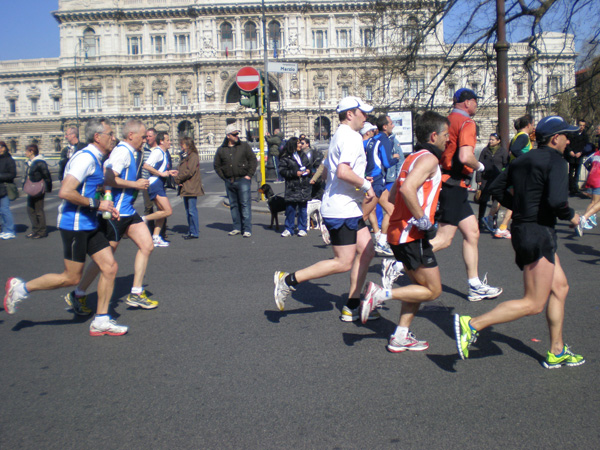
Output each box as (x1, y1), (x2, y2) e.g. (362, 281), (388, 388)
(174, 137), (205, 239)
(278, 137), (312, 237)
(0, 140), (17, 239)
(24, 144), (53, 239)
(476, 133), (509, 230)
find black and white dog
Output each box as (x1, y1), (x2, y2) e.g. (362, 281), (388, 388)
(259, 184), (286, 231)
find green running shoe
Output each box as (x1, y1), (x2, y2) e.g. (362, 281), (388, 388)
(454, 314), (478, 360)
(542, 344), (585, 369)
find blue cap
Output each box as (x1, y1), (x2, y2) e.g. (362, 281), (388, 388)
(535, 116), (579, 139)
(453, 88), (480, 103)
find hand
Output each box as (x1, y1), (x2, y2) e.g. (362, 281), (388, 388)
(169, 170), (179, 176)
(297, 171), (304, 177)
(392, 153), (400, 159)
(135, 179), (150, 190)
(244, 175), (251, 180)
(570, 213), (581, 227)
(364, 187), (375, 200)
(310, 179), (315, 185)
(366, 176), (374, 182)
(98, 200), (120, 220)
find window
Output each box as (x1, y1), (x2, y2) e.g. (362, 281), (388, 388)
(548, 76), (562, 96)
(515, 82), (524, 97)
(133, 93), (141, 107)
(336, 29), (351, 48)
(471, 83), (479, 95)
(157, 92), (165, 106)
(317, 87), (326, 101)
(312, 30), (328, 49)
(31, 98), (38, 113)
(181, 91), (188, 106)
(152, 35), (165, 54)
(405, 16), (419, 43)
(268, 20), (282, 50)
(81, 90), (102, 110)
(53, 98), (60, 112)
(408, 78), (425, 97)
(9, 99), (16, 113)
(83, 28), (97, 57)
(175, 34), (190, 53)
(220, 22), (233, 51)
(447, 83), (456, 98)
(365, 85), (373, 101)
(244, 22), (258, 50)
(360, 28), (375, 47)
(342, 86), (349, 98)
(128, 36), (142, 55)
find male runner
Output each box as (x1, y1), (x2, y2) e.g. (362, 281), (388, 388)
(360, 111), (449, 352)
(274, 96), (379, 322)
(4, 118), (127, 336)
(455, 115), (585, 368)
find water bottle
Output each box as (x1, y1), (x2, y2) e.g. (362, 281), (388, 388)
(102, 190), (113, 219)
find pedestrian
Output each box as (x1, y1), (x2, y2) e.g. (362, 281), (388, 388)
(213, 123), (257, 238)
(59, 126), (85, 181)
(0, 140), (17, 240)
(476, 133), (508, 232)
(360, 111), (449, 352)
(24, 144), (53, 239)
(175, 136), (205, 239)
(142, 131), (178, 247)
(273, 96), (380, 323)
(455, 115), (585, 368)
(565, 119), (589, 195)
(4, 118), (127, 337)
(430, 88), (502, 301)
(279, 137), (312, 237)
(266, 128), (284, 182)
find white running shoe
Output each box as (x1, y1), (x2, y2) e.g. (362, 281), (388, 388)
(0, 232), (16, 240)
(375, 241), (394, 256)
(228, 229), (241, 236)
(274, 271), (295, 311)
(153, 235), (170, 247)
(467, 275), (502, 301)
(381, 259), (403, 290)
(4, 277), (27, 314)
(360, 281), (386, 324)
(281, 229), (292, 237)
(242, 231), (252, 238)
(89, 317), (128, 336)
(297, 230), (307, 237)
(387, 332), (429, 353)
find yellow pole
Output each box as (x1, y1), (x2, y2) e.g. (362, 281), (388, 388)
(258, 79), (266, 201)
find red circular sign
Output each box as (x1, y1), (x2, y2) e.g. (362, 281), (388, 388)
(236, 66), (260, 91)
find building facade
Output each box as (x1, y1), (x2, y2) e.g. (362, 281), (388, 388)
(0, 0), (577, 158)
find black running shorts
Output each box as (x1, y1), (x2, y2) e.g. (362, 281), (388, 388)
(390, 239), (437, 272)
(60, 228), (110, 263)
(324, 217), (367, 246)
(511, 222), (557, 270)
(436, 183), (474, 226)
(100, 213), (143, 242)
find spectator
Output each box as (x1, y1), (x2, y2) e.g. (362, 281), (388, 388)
(59, 126), (85, 181)
(0, 140), (17, 239)
(24, 144), (53, 239)
(476, 133), (508, 232)
(266, 128), (284, 182)
(279, 137), (312, 237)
(175, 137), (205, 239)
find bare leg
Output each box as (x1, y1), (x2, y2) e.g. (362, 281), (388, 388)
(145, 194), (172, 227)
(126, 221), (154, 288)
(89, 247), (118, 315)
(394, 267), (442, 328)
(457, 215), (480, 279)
(546, 254), (569, 354)
(348, 227), (375, 299)
(77, 241), (119, 292)
(430, 222), (458, 252)
(25, 259), (85, 293)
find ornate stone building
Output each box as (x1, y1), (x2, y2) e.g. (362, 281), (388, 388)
(0, 0), (577, 158)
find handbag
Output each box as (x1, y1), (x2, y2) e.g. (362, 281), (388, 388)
(165, 174), (177, 190)
(23, 178), (46, 198)
(583, 155), (593, 172)
(4, 182), (19, 201)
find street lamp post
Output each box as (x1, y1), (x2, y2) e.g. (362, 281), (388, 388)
(73, 40), (88, 129)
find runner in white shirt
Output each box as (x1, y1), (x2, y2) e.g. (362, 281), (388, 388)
(274, 97), (380, 322)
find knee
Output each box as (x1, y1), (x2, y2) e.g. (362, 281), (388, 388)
(429, 284), (442, 300)
(527, 302), (546, 316)
(104, 261), (118, 279)
(63, 273), (82, 287)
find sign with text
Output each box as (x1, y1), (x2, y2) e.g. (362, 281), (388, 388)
(389, 111), (414, 154)
(267, 62), (298, 73)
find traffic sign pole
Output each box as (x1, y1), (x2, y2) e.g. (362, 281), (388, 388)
(259, 77), (266, 195)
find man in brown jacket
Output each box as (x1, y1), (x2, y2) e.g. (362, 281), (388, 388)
(214, 123), (257, 237)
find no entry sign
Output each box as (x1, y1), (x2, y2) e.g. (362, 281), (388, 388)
(236, 66), (260, 91)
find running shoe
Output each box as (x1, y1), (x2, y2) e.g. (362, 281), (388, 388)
(589, 214), (597, 227)
(0, 232), (16, 240)
(387, 332), (429, 353)
(281, 229), (292, 237)
(494, 228), (511, 239)
(153, 235), (170, 247)
(481, 216), (495, 233)
(4, 277), (26, 314)
(297, 230), (307, 237)
(375, 241), (394, 256)
(360, 281), (386, 324)
(381, 259), (403, 290)
(340, 305), (381, 322)
(126, 291), (159, 309)
(583, 220), (594, 230)
(320, 223), (331, 245)
(454, 314), (478, 360)
(242, 231), (252, 238)
(274, 271), (295, 311)
(228, 229), (241, 236)
(575, 217), (586, 237)
(542, 344), (585, 369)
(467, 275), (502, 301)
(63, 291), (92, 316)
(89, 318), (128, 336)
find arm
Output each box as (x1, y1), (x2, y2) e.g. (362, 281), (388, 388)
(399, 154), (438, 219)
(337, 162), (375, 200)
(40, 161), (53, 193)
(458, 145), (481, 170)
(213, 149), (225, 180)
(246, 145), (258, 178)
(509, 134), (529, 159)
(142, 163), (170, 178)
(547, 158), (575, 221)
(104, 168), (149, 190)
(174, 154), (198, 184)
(59, 174), (119, 219)
(0, 157), (16, 182)
(488, 167), (513, 209)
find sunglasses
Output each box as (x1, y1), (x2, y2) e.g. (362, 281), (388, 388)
(230, 132), (239, 137)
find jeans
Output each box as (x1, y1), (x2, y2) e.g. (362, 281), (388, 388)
(225, 177), (252, 233)
(0, 194), (15, 234)
(284, 201), (307, 234)
(183, 196), (199, 237)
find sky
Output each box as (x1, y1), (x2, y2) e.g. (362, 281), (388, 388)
(0, 1), (596, 62)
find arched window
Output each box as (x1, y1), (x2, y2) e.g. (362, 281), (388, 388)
(220, 22), (233, 51)
(268, 20), (282, 51)
(83, 28), (97, 57)
(244, 22), (258, 50)
(405, 16), (419, 44)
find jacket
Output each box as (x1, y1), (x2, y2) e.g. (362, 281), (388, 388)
(476, 144), (508, 188)
(25, 156), (53, 194)
(174, 151), (205, 197)
(266, 133), (283, 157)
(214, 140), (257, 181)
(279, 151), (312, 203)
(0, 151), (17, 198)
(59, 142), (85, 181)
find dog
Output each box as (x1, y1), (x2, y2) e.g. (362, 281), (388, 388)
(259, 183), (286, 231)
(307, 199), (323, 230)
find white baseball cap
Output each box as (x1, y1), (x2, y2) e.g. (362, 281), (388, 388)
(336, 96), (374, 114)
(225, 123), (241, 135)
(360, 122), (378, 135)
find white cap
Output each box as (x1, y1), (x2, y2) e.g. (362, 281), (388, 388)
(336, 96), (374, 114)
(360, 122), (378, 135)
(225, 123), (241, 135)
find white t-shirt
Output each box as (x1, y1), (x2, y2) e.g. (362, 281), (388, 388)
(321, 124), (366, 218)
(104, 141), (134, 175)
(64, 144), (103, 183)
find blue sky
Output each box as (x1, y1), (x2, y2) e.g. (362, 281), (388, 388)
(0, 1), (595, 62)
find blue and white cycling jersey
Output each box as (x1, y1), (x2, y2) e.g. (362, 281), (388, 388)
(146, 147), (168, 188)
(105, 141), (138, 217)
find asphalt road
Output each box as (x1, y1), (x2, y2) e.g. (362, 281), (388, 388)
(1, 163), (599, 449)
